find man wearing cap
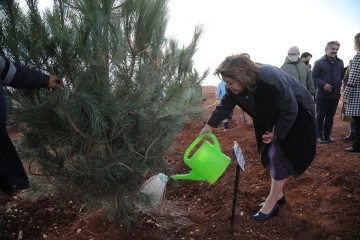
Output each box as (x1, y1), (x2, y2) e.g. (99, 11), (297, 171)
(312, 41), (344, 144)
(281, 46), (315, 96)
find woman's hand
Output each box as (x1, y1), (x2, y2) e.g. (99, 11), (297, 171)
(199, 124), (213, 135)
(262, 131), (275, 144)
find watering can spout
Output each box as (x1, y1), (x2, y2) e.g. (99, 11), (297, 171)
(171, 171), (206, 181)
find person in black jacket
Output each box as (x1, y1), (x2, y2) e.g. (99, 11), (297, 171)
(312, 41), (344, 144)
(200, 53), (316, 221)
(0, 57), (62, 196)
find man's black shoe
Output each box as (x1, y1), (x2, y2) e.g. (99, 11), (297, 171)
(317, 137), (329, 144)
(344, 132), (356, 142)
(325, 136), (335, 143)
(344, 146), (360, 152)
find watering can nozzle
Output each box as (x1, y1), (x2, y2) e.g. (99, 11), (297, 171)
(171, 171), (206, 182)
(158, 173), (169, 183)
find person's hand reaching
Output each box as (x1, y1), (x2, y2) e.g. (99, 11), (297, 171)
(47, 75), (63, 89)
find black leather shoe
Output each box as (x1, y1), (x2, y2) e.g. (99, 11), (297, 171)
(344, 133), (356, 142)
(317, 137), (329, 144)
(253, 203), (280, 221)
(344, 147), (360, 153)
(325, 136), (335, 142)
(259, 195), (286, 207)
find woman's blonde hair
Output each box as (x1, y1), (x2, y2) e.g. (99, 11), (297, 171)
(355, 32), (360, 52)
(214, 53), (261, 92)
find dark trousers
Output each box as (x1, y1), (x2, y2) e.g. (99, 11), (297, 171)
(352, 116), (360, 150)
(316, 98), (339, 138)
(0, 87), (29, 190)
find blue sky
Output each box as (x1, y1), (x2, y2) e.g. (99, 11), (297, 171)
(19, 0), (360, 86)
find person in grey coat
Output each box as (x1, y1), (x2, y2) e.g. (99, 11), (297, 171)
(0, 57), (62, 196)
(281, 46), (315, 96)
(343, 32), (360, 152)
(200, 54), (316, 221)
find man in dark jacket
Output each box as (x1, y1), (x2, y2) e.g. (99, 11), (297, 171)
(312, 41), (344, 144)
(0, 57), (62, 196)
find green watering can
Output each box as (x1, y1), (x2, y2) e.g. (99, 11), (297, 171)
(171, 133), (231, 184)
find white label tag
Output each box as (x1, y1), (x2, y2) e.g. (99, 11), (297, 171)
(233, 141), (245, 171)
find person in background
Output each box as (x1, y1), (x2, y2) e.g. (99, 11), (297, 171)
(342, 61), (356, 142)
(200, 53), (316, 221)
(343, 32), (360, 152)
(301, 52), (313, 71)
(281, 46), (315, 96)
(0, 57), (62, 196)
(312, 41), (344, 144)
(216, 80), (233, 130)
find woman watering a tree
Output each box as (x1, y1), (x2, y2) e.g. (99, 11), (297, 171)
(200, 53), (317, 221)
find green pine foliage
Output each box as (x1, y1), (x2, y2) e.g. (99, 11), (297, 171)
(0, 0), (208, 225)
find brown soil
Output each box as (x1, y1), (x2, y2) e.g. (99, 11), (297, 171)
(1, 86), (359, 240)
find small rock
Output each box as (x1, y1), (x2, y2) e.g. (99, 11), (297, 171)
(76, 229), (81, 233)
(5, 208), (12, 213)
(43, 234), (48, 238)
(17, 230), (23, 239)
(68, 201), (73, 204)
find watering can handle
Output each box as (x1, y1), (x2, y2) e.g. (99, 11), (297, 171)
(184, 133), (221, 161)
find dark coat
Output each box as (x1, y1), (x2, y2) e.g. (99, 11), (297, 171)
(1, 57), (50, 191)
(312, 55), (344, 100)
(208, 64), (317, 177)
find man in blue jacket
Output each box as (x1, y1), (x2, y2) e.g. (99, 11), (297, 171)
(312, 41), (344, 144)
(0, 57), (62, 196)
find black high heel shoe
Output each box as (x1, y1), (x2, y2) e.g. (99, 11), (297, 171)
(259, 195), (286, 207)
(253, 203), (280, 221)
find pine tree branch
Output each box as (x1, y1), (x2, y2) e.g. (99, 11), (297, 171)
(65, 157), (88, 176)
(125, 141), (143, 159)
(66, 114), (91, 140)
(95, 162), (132, 174)
(28, 157), (58, 177)
(112, 2), (125, 10)
(143, 136), (160, 164)
(63, 94), (93, 141)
